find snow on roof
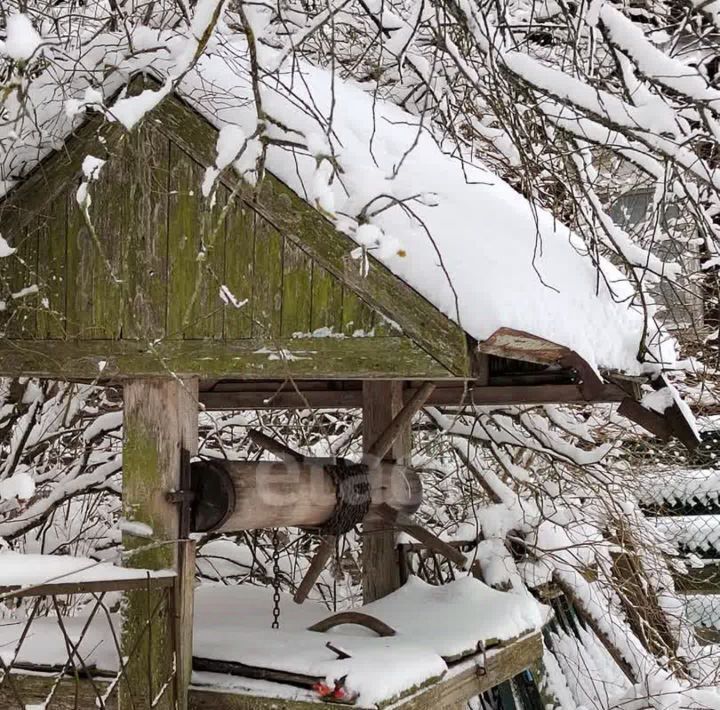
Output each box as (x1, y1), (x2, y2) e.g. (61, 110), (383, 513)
(0, 27), (663, 373)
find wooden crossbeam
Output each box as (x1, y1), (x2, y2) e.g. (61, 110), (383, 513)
(198, 382), (627, 410)
(247, 429), (306, 463)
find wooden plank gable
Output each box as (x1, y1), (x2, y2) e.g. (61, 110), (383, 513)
(0, 83), (470, 380)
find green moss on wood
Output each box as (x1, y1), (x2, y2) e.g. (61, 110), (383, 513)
(0, 336), (451, 379)
(0, 85), (470, 379)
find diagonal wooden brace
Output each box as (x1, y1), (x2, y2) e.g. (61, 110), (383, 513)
(293, 535), (336, 604)
(248, 428), (306, 463)
(375, 503), (469, 569)
(364, 382), (435, 464)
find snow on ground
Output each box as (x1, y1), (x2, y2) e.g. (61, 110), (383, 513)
(0, 23), (662, 373)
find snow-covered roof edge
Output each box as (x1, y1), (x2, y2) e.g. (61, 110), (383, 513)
(0, 25), (675, 375)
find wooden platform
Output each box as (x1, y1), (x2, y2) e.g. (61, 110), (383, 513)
(0, 631), (542, 710)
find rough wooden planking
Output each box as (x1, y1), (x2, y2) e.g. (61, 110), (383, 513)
(0, 81), (469, 379)
(153, 89), (469, 374)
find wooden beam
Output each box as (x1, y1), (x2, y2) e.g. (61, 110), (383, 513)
(176, 539), (196, 710)
(247, 429), (305, 462)
(122, 377), (198, 710)
(617, 398), (672, 440)
(0, 337), (450, 381)
(362, 381), (407, 602)
(375, 504), (468, 569)
(0, 576), (174, 600)
(293, 536), (336, 604)
(198, 382), (628, 410)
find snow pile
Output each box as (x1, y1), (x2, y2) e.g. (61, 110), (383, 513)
(192, 578), (543, 704)
(0, 472), (34, 502)
(346, 575), (545, 658)
(1, 14), (42, 62)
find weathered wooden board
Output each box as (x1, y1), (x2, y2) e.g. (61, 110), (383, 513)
(0, 672), (117, 710)
(0, 337), (449, 379)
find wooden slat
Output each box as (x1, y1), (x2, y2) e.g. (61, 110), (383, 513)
(122, 126), (170, 340)
(310, 262), (343, 332)
(167, 144), (226, 339)
(223, 190), (255, 338)
(4, 221), (38, 338)
(253, 215), (283, 338)
(282, 240), (313, 336)
(66, 133), (131, 338)
(342, 287), (376, 336)
(0, 575), (175, 599)
(35, 195), (68, 339)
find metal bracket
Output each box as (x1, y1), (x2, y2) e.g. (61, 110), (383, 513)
(165, 447), (194, 539)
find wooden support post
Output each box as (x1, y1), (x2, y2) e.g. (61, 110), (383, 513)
(121, 378), (198, 710)
(362, 381), (408, 602)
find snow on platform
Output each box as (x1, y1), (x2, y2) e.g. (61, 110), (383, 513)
(0, 576), (544, 707)
(0, 551), (174, 590)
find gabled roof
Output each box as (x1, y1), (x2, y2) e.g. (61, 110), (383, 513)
(0, 29), (668, 376)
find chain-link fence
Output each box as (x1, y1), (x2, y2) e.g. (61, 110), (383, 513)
(638, 456), (720, 640)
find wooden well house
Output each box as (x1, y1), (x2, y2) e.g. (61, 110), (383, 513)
(0, 75), (694, 710)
